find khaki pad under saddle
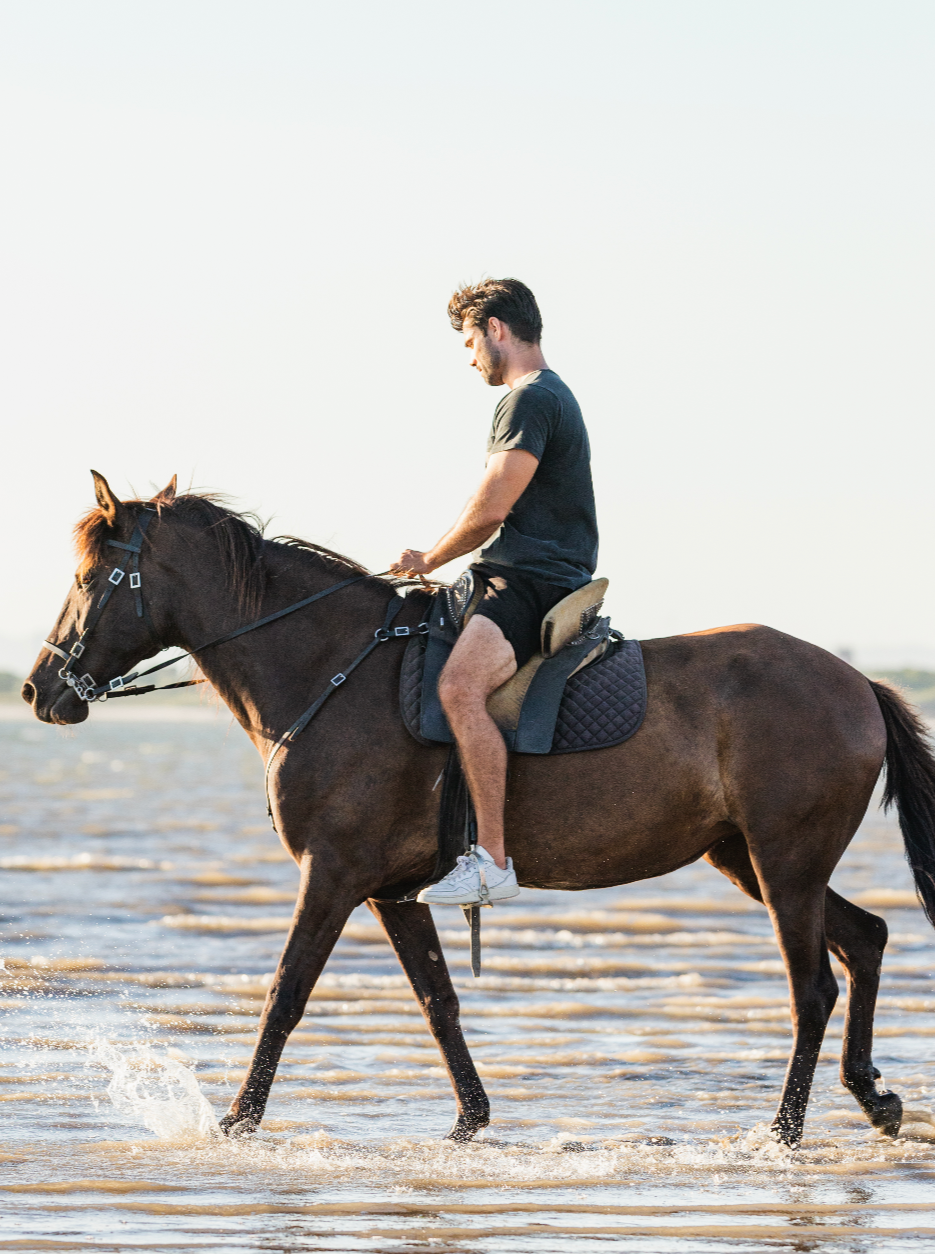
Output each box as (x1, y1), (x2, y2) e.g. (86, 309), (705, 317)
(399, 571), (647, 755)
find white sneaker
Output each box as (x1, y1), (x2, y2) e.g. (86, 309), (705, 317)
(417, 846), (520, 905)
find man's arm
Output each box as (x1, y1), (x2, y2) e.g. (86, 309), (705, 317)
(392, 449), (538, 576)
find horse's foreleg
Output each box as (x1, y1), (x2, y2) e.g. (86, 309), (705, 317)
(219, 857), (357, 1137)
(825, 888), (902, 1137)
(367, 898), (490, 1141)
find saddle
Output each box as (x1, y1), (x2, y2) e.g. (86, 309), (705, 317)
(399, 570), (647, 755)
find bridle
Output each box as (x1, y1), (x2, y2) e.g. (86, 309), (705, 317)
(41, 501), (433, 832)
(42, 506), (427, 708)
(44, 508), (165, 702)
(41, 505), (433, 830)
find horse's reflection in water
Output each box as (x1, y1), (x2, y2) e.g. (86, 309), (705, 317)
(24, 470), (935, 1147)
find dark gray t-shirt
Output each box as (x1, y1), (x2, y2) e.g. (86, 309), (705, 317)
(479, 369), (598, 589)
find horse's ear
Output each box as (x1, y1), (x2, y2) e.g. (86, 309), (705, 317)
(152, 474), (177, 505)
(90, 469), (124, 526)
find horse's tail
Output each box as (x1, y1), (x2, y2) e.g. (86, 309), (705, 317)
(871, 679), (935, 928)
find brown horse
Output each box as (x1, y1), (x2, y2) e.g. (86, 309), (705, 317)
(22, 472), (935, 1147)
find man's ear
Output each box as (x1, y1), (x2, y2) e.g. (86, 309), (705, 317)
(152, 474), (177, 505)
(90, 470), (125, 526)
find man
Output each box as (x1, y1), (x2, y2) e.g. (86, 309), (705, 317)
(391, 278), (598, 904)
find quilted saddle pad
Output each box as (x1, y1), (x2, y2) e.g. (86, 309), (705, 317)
(400, 633), (647, 755)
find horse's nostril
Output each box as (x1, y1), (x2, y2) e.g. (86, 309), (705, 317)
(20, 682), (35, 706)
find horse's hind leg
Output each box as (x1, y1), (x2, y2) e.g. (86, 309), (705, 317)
(747, 874), (838, 1146)
(367, 898), (490, 1141)
(824, 888), (902, 1136)
(708, 832), (836, 1143)
(706, 834), (901, 1141)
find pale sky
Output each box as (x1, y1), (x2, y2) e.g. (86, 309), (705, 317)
(2, 2), (934, 675)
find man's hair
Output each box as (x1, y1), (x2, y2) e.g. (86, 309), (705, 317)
(447, 278), (542, 345)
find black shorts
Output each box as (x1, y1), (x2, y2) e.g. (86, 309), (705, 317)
(469, 562), (571, 669)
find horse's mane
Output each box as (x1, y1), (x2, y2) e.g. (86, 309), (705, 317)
(74, 488), (375, 615)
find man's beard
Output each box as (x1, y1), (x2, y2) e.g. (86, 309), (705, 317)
(477, 337), (505, 386)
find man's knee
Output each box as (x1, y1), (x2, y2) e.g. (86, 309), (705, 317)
(438, 664), (484, 714)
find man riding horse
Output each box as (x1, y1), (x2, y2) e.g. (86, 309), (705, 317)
(391, 278), (599, 905)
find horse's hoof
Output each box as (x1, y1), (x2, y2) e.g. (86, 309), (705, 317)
(445, 1113), (488, 1143)
(219, 1114), (258, 1139)
(868, 1091), (903, 1139)
(768, 1120), (801, 1149)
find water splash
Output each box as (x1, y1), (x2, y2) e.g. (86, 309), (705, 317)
(91, 1040), (219, 1141)
(899, 1108), (935, 1142)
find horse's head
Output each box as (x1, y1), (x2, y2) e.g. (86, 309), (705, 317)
(22, 471), (184, 724)
(24, 471), (366, 725)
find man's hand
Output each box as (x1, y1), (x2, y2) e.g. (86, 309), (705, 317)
(391, 549), (435, 577)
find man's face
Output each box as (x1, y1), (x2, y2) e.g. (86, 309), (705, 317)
(464, 320), (505, 386)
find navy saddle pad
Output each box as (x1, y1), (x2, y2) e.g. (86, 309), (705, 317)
(398, 604), (647, 756)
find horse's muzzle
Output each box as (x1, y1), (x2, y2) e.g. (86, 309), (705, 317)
(22, 677), (89, 725)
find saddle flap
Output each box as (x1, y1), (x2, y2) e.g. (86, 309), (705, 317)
(485, 624), (610, 736)
(419, 589), (457, 744)
(513, 617), (611, 753)
(541, 579), (609, 658)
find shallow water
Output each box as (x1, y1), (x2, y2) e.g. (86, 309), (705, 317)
(1, 702), (934, 1251)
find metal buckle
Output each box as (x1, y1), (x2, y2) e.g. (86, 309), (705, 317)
(70, 641), (85, 658)
(73, 673), (97, 701)
(109, 568), (125, 585)
(330, 673), (347, 687)
(393, 626), (410, 637)
(109, 676), (125, 691)
(129, 572), (141, 589)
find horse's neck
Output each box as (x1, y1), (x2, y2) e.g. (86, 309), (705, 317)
(175, 546), (390, 750)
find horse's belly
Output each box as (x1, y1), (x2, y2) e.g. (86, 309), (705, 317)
(503, 735), (726, 891)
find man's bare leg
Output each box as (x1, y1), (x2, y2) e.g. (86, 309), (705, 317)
(438, 616), (516, 869)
